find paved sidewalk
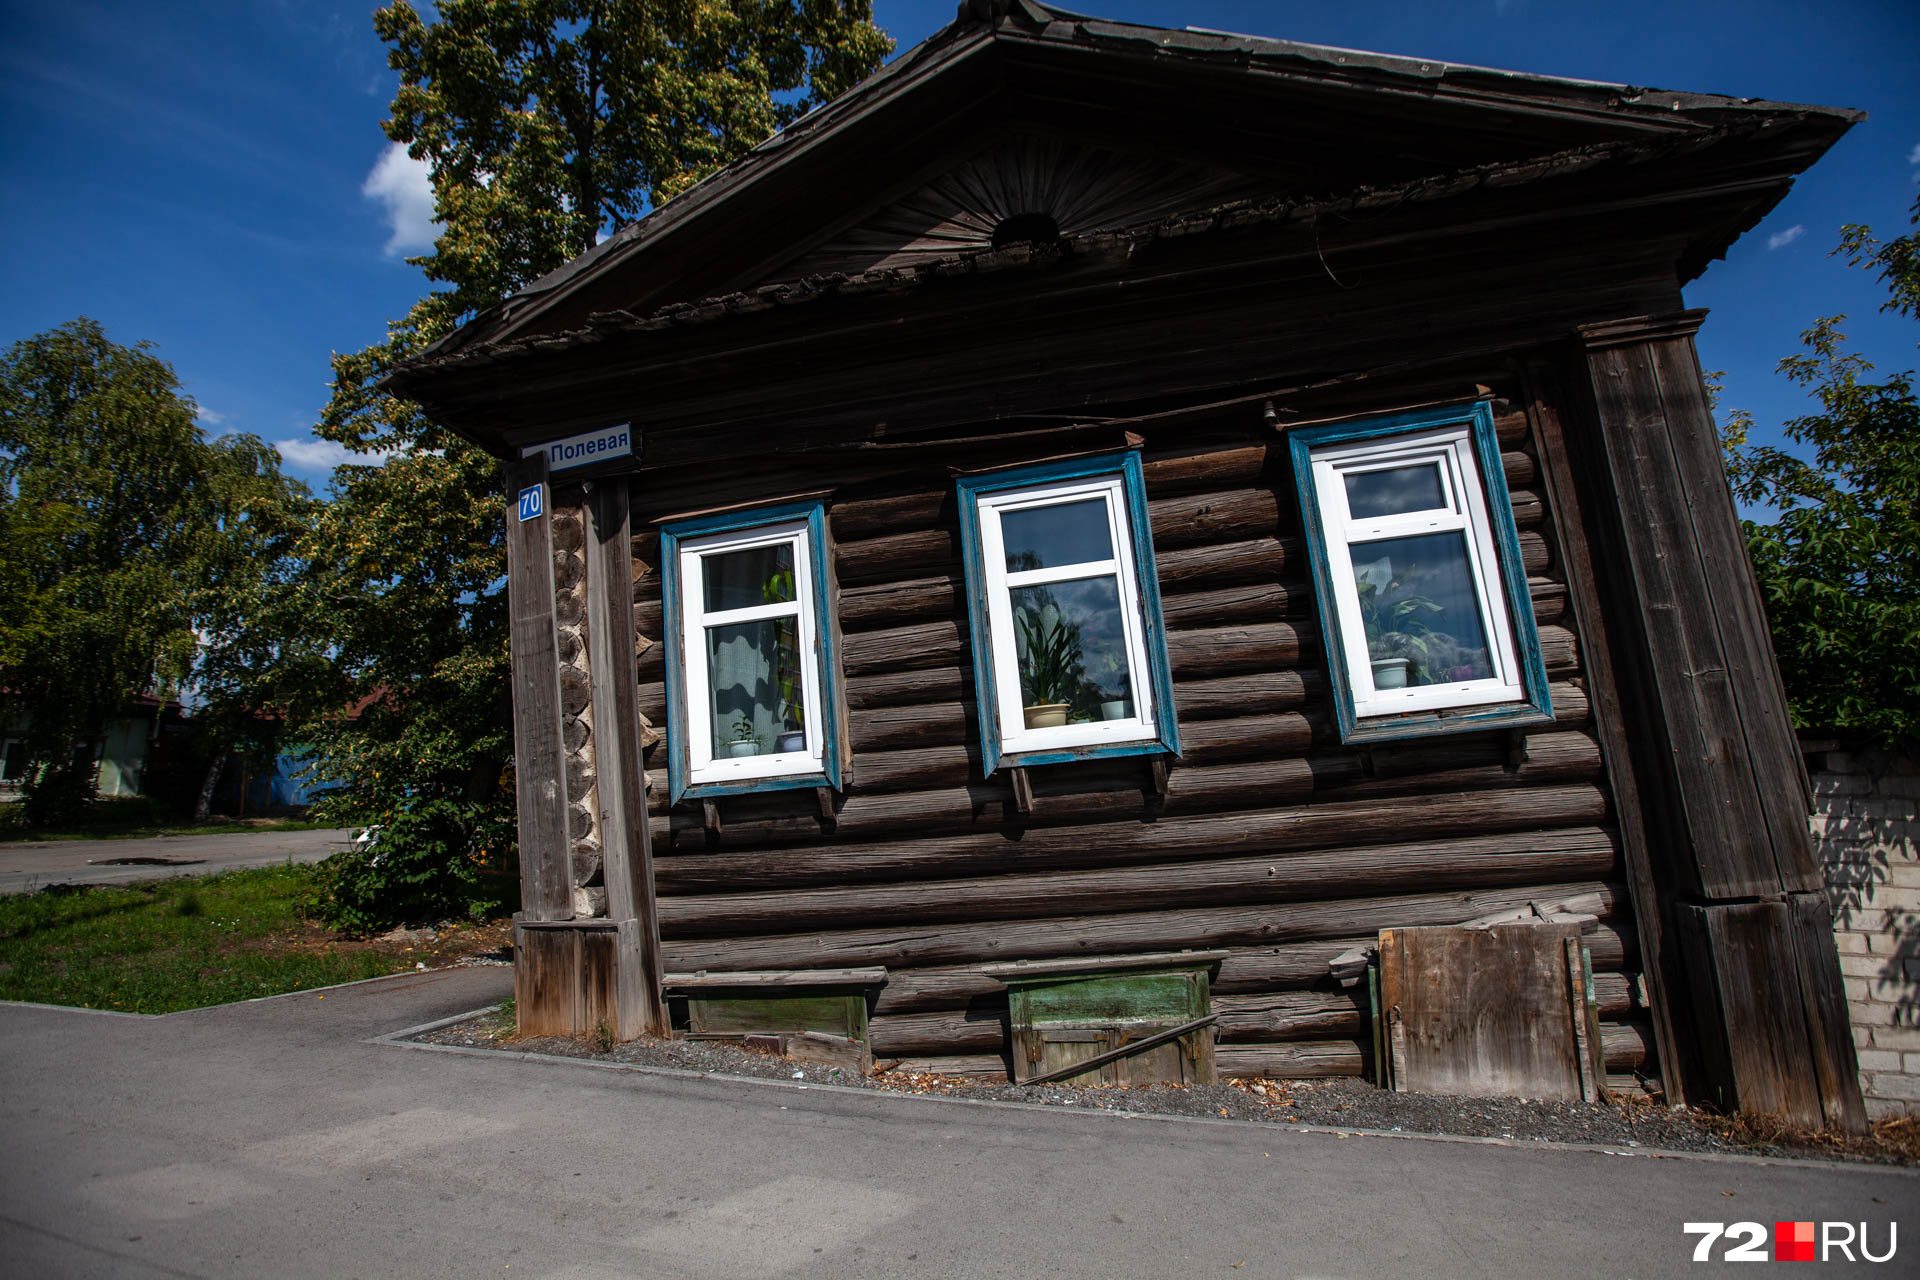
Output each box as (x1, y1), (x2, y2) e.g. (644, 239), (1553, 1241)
(0, 827), (354, 895)
(1, 967), (1912, 1279)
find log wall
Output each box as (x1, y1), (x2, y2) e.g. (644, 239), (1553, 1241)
(625, 366), (1648, 1081)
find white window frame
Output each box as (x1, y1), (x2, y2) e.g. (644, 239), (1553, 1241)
(675, 518), (827, 789)
(974, 475), (1159, 758)
(1308, 424), (1527, 721)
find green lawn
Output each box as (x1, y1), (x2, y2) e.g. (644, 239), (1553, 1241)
(0, 865), (414, 1013)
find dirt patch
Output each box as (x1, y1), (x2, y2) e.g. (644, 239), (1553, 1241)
(415, 1011), (1914, 1165)
(236, 918), (512, 969)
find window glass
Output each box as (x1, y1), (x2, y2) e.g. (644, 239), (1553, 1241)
(705, 618), (805, 753)
(702, 542), (795, 612)
(1000, 498), (1113, 571)
(1343, 463), (1446, 519)
(1350, 533), (1494, 688)
(1009, 576), (1133, 722)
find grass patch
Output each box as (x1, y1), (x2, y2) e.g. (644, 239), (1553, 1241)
(0, 864), (505, 1013)
(0, 801), (331, 843)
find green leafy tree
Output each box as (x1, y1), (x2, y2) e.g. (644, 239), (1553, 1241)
(298, 0), (891, 925)
(0, 318), (310, 826)
(1724, 195), (1920, 744)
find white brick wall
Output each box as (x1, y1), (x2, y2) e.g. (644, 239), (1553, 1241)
(1807, 744), (1920, 1120)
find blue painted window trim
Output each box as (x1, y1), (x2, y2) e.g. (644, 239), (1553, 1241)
(1289, 402), (1555, 745)
(955, 451), (1180, 776)
(659, 500), (843, 804)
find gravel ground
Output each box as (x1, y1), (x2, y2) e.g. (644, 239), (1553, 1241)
(415, 1008), (1915, 1165)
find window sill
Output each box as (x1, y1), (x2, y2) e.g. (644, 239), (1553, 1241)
(1339, 700), (1553, 745)
(672, 770), (839, 804)
(993, 737), (1176, 773)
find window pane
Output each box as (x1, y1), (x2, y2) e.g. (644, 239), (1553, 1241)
(1343, 463), (1446, 519)
(1001, 498), (1113, 572)
(706, 618), (805, 755)
(702, 543), (795, 612)
(1350, 532), (1496, 688)
(1009, 575), (1136, 722)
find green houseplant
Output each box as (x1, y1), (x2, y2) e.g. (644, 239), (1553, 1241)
(1354, 564), (1442, 689)
(1014, 603), (1086, 728)
(723, 711), (760, 757)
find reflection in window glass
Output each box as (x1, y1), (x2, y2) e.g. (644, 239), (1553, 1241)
(1343, 464), (1446, 519)
(1000, 499), (1113, 572)
(1350, 532), (1494, 688)
(1009, 576), (1134, 724)
(706, 618), (804, 754)
(702, 543), (795, 612)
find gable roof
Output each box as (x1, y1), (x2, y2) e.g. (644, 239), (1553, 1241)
(390, 0), (1858, 404)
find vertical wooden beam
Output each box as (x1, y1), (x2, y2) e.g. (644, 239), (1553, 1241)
(1521, 356), (1687, 1101)
(1574, 313), (1864, 1129)
(505, 454), (573, 922)
(586, 478), (668, 1037)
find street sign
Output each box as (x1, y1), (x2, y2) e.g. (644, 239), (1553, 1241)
(522, 422), (632, 471)
(517, 484), (544, 522)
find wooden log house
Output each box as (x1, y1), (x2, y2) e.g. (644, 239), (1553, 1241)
(386, 1), (1867, 1127)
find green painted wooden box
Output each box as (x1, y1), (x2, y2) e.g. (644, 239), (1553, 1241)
(985, 951), (1225, 1086)
(665, 967), (884, 1043)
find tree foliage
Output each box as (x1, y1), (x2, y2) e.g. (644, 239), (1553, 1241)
(0, 318), (310, 825)
(297, 1), (891, 926)
(1724, 195), (1920, 744)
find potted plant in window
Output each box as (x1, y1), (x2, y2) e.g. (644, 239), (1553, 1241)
(1355, 564), (1442, 690)
(1014, 604), (1085, 729)
(1089, 649), (1132, 720)
(724, 712), (761, 757)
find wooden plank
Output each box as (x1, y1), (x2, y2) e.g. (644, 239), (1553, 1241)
(981, 950), (1229, 978)
(1646, 336), (1821, 889)
(1024, 1015), (1218, 1085)
(1523, 355), (1687, 1102)
(1216, 1040), (1367, 1079)
(1581, 329), (1779, 897)
(1673, 901), (1824, 1128)
(504, 455), (573, 921)
(662, 967), (889, 989)
(586, 478), (667, 1036)
(1785, 891), (1869, 1133)
(1377, 923), (1587, 1100)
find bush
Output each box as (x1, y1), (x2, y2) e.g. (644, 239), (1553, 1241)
(310, 797), (515, 934)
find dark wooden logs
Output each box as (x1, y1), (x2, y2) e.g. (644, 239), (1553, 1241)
(868, 1010), (1009, 1056)
(660, 878), (1627, 971)
(654, 782), (1611, 893)
(659, 826), (1618, 938)
(1217, 1040), (1367, 1079)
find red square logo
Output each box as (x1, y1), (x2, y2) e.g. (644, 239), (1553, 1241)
(1775, 1221), (1816, 1262)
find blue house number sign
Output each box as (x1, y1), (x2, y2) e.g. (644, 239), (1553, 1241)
(517, 484), (544, 523)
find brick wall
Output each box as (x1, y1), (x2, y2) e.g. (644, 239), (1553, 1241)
(1805, 741), (1920, 1119)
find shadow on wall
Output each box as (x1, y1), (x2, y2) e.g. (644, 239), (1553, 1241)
(1808, 742), (1919, 1032)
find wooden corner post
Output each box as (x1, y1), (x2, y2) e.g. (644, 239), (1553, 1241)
(585, 478), (668, 1038)
(1572, 312), (1865, 1131)
(504, 452), (573, 925)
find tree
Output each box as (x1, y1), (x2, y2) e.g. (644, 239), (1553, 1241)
(0, 318), (310, 825)
(1724, 194), (1920, 744)
(296, 1), (891, 924)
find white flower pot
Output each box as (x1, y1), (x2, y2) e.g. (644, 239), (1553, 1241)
(1370, 657), (1413, 690)
(725, 740), (759, 758)
(1023, 703), (1069, 729)
(1099, 700), (1130, 721)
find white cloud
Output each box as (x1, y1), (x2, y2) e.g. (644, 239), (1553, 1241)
(1909, 141), (1920, 167)
(1767, 224), (1806, 251)
(195, 405), (226, 427)
(275, 437), (398, 471)
(362, 142), (438, 257)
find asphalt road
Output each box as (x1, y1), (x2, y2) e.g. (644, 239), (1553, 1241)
(0, 827), (354, 895)
(1, 966), (1913, 1278)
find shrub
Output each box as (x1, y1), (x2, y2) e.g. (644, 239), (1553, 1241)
(311, 797), (515, 934)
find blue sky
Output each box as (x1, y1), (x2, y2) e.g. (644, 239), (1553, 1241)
(1, 1), (1914, 491)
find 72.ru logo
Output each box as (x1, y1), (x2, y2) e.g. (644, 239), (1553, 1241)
(1684, 1221), (1897, 1262)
